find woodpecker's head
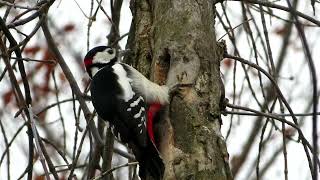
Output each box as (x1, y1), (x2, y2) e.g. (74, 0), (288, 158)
(84, 46), (117, 78)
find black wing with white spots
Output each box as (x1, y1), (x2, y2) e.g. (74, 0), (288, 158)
(115, 93), (147, 147)
(90, 65), (147, 147)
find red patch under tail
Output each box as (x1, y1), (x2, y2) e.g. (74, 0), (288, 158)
(147, 103), (162, 144)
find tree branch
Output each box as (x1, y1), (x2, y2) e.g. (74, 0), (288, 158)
(228, 0), (320, 26)
(40, 15), (103, 145)
(285, 0), (318, 179)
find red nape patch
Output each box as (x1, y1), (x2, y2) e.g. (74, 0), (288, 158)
(84, 58), (93, 66)
(147, 103), (162, 144)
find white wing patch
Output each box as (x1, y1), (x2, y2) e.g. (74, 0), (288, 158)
(120, 63), (169, 105)
(112, 64), (135, 102)
(130, 96), (144, 107)
(134, 107), (145, 119)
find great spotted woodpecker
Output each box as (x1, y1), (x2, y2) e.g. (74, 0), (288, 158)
(83, 46), (168, 180)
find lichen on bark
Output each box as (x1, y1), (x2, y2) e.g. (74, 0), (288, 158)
(126, 0), (232, 179)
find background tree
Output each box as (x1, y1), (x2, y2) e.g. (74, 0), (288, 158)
(0, 0), (319, 180)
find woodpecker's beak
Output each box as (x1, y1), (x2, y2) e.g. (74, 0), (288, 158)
(118, 49), (132, 58)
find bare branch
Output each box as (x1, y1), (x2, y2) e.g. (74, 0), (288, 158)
(28, 107), (51, 179)
(285, 0), (318, 179)
(228, 0), (320, 26)
(40, 15), (103, 144)
(91, 162), (138, 180)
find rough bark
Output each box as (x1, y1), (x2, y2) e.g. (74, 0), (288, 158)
(125, 0), (232, 179)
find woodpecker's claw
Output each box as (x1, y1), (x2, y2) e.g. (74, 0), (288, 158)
(118, 49), (132, 57)
(169, 83), (194, 98)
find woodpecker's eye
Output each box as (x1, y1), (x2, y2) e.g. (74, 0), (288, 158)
(107, 49), (114, 54)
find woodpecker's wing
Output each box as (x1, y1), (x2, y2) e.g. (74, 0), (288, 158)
(90, 66), (147, 147)
(120, 63), (169, 105)
(116, 93), (148, 147)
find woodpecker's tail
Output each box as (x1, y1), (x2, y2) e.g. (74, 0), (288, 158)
(137, 138), (165, 180)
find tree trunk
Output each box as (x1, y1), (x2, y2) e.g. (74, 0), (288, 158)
(125, 0), (232, 179)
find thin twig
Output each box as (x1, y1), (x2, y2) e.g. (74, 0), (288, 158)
(0, 37), (33, 180)
(41, 164), (87, 176)
(91, 162), (139, 180)
(255, 99), (278, 180)
(0, 0), (37, 10)
(41, 138), (70, 166)
(241, 3), (267, 104)
(256, 119), (269, 180)
(0, 16), (32, 105)
(41, 15), (103, 144)
(36, 130), (60, 180)
(113, 147), (135, 160)
(225, 55), (317, 172)
(218, 18), (253, 41)
(217, 12), (266, 176)
(217, 8), (237, 141)
(223, 110), (320, 117)
(226, 102), (318, 168)
(72, 0), (90, 19)
(0, 118), (10, 180)
(52, 71), (67, 153)
(28, 107), (51, 179)
(0, 122), (26, 165)
(36, 97), (91, 116)
(10, 56), (56, 64)
(228, 0), (320, 26)
(86, 0), (95, 51)
(224, 54), (297, 124)
(71, 92), (80, 164)
(285, 1), (318, 179)
(279, 99), (289, 180)
(68, 127), (89, 179)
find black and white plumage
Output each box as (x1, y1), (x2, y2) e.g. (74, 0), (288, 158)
(84, 46), (168, 180)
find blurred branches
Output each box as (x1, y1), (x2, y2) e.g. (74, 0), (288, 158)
(218, 1), (319, 180)
(0, 0), (132, 179)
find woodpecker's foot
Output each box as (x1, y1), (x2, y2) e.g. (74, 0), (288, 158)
(118, 49), (132, 57)
(169, 83), (194, 98)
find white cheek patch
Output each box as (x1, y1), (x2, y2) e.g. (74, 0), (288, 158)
(93, 51), (116, 64)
